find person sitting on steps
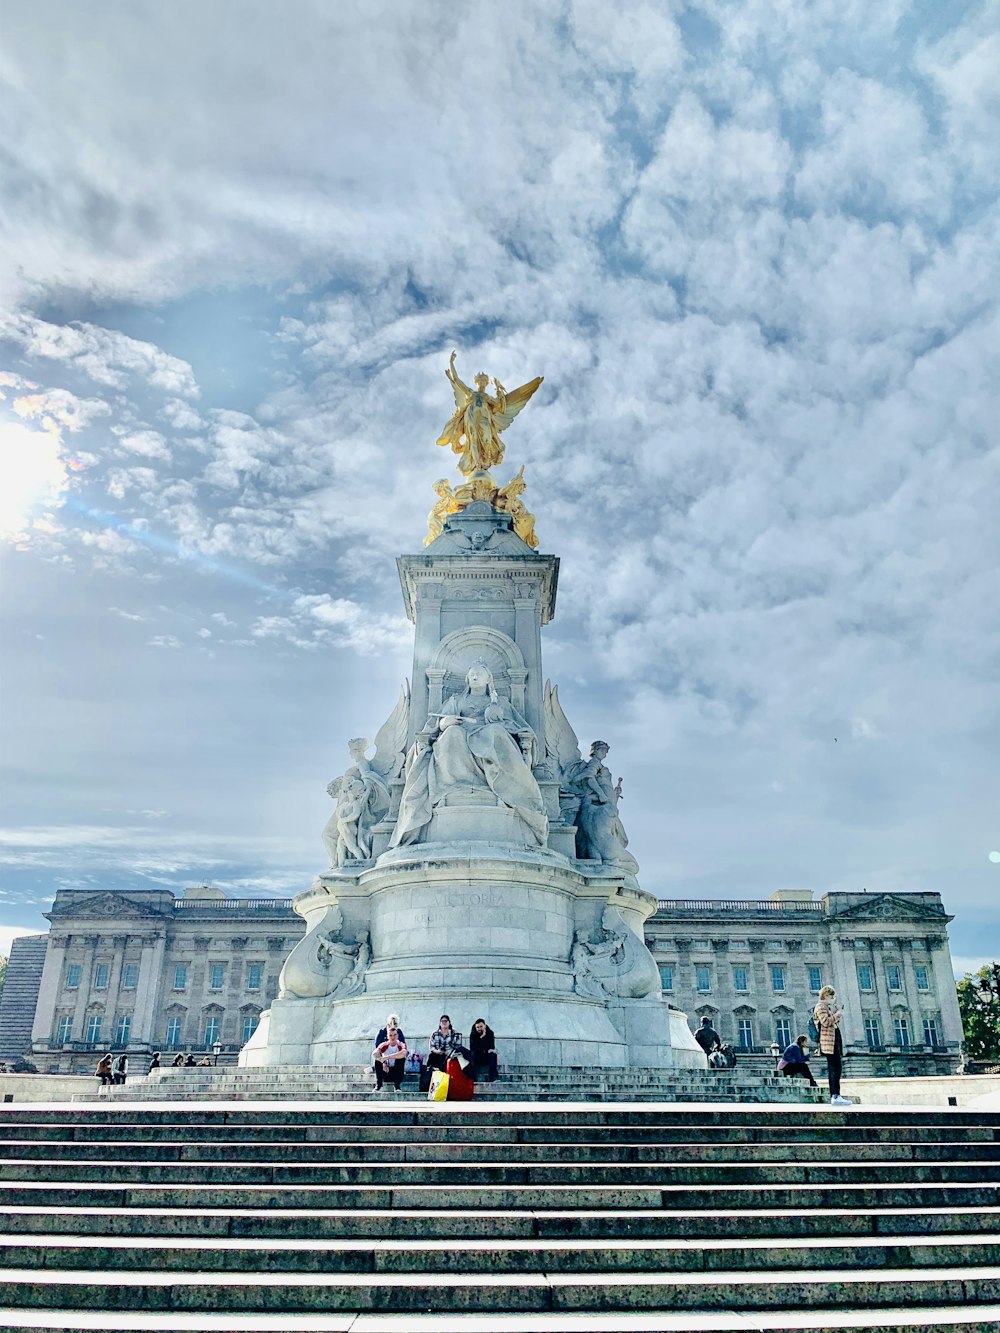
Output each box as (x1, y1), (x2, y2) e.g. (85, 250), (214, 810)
(372, 1024), (408, 1093)
(778, 1035), (818, 1087)
(469, 1017), (498, 1082)
(694, 1016), (721, 1057)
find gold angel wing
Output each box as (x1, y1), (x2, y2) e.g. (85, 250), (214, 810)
(492, 376), (543, 432)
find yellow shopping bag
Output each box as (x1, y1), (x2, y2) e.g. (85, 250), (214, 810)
(428, 1070), (450, 1102)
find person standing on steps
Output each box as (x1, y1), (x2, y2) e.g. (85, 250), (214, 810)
(814, 986), (853, 1106)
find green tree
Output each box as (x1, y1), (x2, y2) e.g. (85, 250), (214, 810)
(957, 965), (1000, 1062)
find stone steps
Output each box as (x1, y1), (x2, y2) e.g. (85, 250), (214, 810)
(0, 1104), (997, 1329)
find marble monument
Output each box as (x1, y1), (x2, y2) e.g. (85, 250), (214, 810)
(241, 353), (704, 1070)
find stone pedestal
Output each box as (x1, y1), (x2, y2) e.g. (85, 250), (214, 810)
(240, 502), (706, 1076)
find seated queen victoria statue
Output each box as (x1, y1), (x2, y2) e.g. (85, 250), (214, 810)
(390, 661), (548, 848)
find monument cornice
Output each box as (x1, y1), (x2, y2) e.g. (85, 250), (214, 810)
(397, 551), (559, 624)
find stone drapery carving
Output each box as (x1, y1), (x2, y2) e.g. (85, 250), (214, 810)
(436, 351), (543, 475)
(571, 906), (660, 1000)
(390, 662), (547, 847)
(322, 684), (410, 866)
(327, 932), (370, 999)
(542, 681), (639, 872)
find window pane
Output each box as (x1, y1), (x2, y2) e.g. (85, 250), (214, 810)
(775, 1018), (791, 1047)
(85, 1015), (102, 1043)
(914, 966), (929, 991)
(114, 1014), (131, 1045)
(737, 1019), (754, 1049)
(241, 1015), (259, 1044)
(209, 965), (225, 990)
(658, 965), (673, 991)
(733, 966), (748, 991)
(55, 1016), (73, 1043)
(121, 964), (139, 990)
(173, 966), (187, 990)
(165, 1017), (182, 1048)
(66, 964), (82, 988)
(93, 964), (109, 989)
(770, 965), (785, 992)
(247, 964), (262, 991)
(695, 965), (711, 992)
(886, 966), (902, 991)
(894, 1016), (910, 1047)
(857, 964), (874, 991)
(922, 1018), (939, 1046)
(808, 967), (822, 992)
(203, 1017), (220, 1046)
(864, 1016), (881, 1048)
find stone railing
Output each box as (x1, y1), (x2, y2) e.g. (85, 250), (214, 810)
(655, 899), (825, 913)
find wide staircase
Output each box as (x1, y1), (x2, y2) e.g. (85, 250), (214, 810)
(0, 1102), (998, 1331)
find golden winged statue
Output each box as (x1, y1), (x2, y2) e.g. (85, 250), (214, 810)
(436, 350), (543, 475)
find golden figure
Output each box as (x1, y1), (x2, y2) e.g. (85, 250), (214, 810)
(424, 479), (461, 546)
(437, 350), (543, 474)
(495, 465), (539, 549)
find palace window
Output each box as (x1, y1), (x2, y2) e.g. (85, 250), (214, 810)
(807, 966), (823, 992)
(247, 963), (263, 991)
(209, 964), (225, 990)
(737, 1018), (754, 1050)
(922, 1017), (940, 1047)
(695, 965), (711, 992)
(770, 965), (785, 993)
(914, 965), (930, 991)
(203, 1016), (221, 1046)
(114, 1014), (131, 1046)
(165, 1017), (182, 1049)
(658, 965), (673, 992)
(121, 963), (139, 990)
(241, 1014), (259, 1044)
(55, 1015), (73, 1044)
(864, 1015), (882, 1048)
(893, 1015), (911, 1047)
(857, 964), (874, 991)
(774, 1017), (791, 1048)
(173, 965), (188, 991)
(65, 963), (82, 989)
(730, 940), (748, 951)
(732, 966), (749, 992)
(85, 1015), (102, 1044)
(93, 963), (109, 989)
(886, 965), (902, 991)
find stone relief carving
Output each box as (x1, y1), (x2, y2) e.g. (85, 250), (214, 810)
(278, 907), (371, 1000)
(322, 683), (410, 866)
(390, 661), (547, 848)
(571, 906), (660, 1000)
(542, 681), (638, 872)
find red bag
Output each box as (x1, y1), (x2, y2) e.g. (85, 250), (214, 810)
(445, 1057), (475, 1101)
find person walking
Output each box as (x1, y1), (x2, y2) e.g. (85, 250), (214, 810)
(814, 986), (853, 1106)
(778, 1035), (818, 1087)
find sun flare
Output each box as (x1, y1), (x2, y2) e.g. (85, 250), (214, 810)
(0, 419), (70, 541)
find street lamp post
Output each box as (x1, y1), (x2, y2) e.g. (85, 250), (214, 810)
(212, 1041), (222, 1067)
(769, 1041), (781, 1069)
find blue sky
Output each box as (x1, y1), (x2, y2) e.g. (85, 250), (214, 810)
(1, 1), (997, 975)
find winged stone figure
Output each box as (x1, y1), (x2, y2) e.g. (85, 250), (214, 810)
(436, 350), (543, 474)
(322, 682), (411, 865)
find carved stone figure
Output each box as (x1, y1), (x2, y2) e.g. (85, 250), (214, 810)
(390, 661), (548, 847)
(322, 684), (410, 866)
(542, 682), (639, 873)
(566, 742), (639, 872)
(278, 906), (360, 999)
(436, 350), (543, 474)
(329, 933), (370, 999)
(571, 906), (660, 999)
(494, 465), (539, 548)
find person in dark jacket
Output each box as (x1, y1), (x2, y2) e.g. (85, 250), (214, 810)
(469, 1017), (498, 1082)
(778, 1035), (817, 1087)
(374, 1012), (406, 1050)
(148, 1052), (161, 1074)
(694, 1016), (721, 1056)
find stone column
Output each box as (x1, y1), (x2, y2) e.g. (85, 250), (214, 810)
(830, 936), (865, 1051)
(927, 933), (963, 1048)
(71, 935), (99, 1037)
(132, 932), (167, 1048)
(31, 933), (66, 1049)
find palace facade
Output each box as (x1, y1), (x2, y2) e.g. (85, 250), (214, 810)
(12, 883), (963, 1075)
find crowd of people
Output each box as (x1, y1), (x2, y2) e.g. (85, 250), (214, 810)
(370, 1013), (499, 1094)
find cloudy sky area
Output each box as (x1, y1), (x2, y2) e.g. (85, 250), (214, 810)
(1, 1), (997, 975)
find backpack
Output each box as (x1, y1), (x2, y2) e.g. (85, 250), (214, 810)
(807, 1014), (820, 1044)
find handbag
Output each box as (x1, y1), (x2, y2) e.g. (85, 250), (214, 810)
(428, 1070), (450, 1101)
(418, 1065), (432, 1093)
(807, 1015), (820, 1043)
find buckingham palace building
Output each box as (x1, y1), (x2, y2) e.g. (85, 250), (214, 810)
(10, 883), (964, 1076)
